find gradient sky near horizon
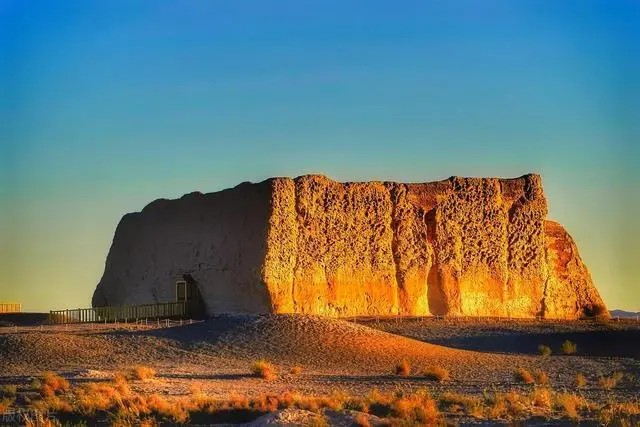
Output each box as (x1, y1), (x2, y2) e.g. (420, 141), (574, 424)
(1, 1), (638, 312)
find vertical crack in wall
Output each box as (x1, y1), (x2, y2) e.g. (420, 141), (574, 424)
(291, 178), (301, 313)
(388, 183), (403, 315)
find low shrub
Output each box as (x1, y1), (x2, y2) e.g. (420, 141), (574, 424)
(395, 360), (411, 377)
(514, 368), (535, 384)
(128, 365), (156, 381)
(0, 384), (17, 397)
(114, 372), (132, 395)
(537, 345), (552, 357)
(533, 369), (550, 386)
(598, 401), (640, 425)
(353, 413), (371, 427)
(423, 366), (450, 382)
(560, 340), (577, 355)
(554, 393), (583, 420)
(289, 366), (303, 376)
(575, 373), (587, 388)
(40, 371), (70, 397)
(0, 397), (14, 413)
(76, 382), (122, 415)
(251, 360), (277, 381)
(390, 391), (441, 425)
(29, 378), (41, 390)
(439, 392), (483, 418)
(530, 388), (552, 410)
(598, 372), (624, 391)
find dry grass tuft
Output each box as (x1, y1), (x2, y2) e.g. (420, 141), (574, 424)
(128, 365), (156, 381)
(439, 392), (483, 418)
(29, 378), (41, 390)
(251, 360), (277, 381)
(530, 388), (552, 411)
(514, 368), (535, 384)
(537, 344), (552, 357)
(422, 366), (450, 382)
(289, 366), (303, 375)
(533, 369), (550, 386)
(395, 360), (411, 377)
(554, 393), (584, 420)
(353, 413), (371, 427)
(76, 382), (121, 414)
(0, 397), (14, 413)
(598, 372), (624, 391)
(40, 371), (70, 397)
(598, 401), (640, 425)
(484, 390), (528, 419)
(113, 372), (131, 395)
(0, 384), (17, 397)
(560, 340), (577, 355)
(575, 373), (588, 389)
(390, 390), (441, 425)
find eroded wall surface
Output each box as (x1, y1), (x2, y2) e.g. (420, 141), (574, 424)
(262, 174), (607, 318)
(94, 174), (607, 319)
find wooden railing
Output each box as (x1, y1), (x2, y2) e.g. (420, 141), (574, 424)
(49, 302), (188, 324)
(0, 303), (21, 313)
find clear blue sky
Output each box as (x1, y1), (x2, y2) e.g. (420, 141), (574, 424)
(1, 1), (638, 312)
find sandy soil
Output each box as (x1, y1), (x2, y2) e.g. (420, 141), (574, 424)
(1, 314), (639, 407)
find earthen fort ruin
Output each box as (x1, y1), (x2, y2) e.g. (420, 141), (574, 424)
(92, 174), (607, 319)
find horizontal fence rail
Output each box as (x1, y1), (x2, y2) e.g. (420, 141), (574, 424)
(49, 301), (187, 324)
(0, 303), (21, 313)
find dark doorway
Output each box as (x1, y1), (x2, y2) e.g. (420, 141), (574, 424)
(176, 274), (207, 319)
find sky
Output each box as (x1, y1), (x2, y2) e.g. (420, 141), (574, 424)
(0, 0), (638, 312)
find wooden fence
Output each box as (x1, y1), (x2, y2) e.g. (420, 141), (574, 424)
(49, 301), (187, 324)
(0, 303), (21, 313)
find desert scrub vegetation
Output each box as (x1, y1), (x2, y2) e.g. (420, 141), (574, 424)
(40, 371), (70, 397)
(576, 373), (588, 389)
(514, 368), (549, 386)
(422, 366), (450, 382)
(0, 397), (14, 413)
(554, 392), (587, 420)
(514, 368), (535, 384)
(353, 413), (371, 427)
(439, 392), (483, 418)
(0, 384), (17, 397)
(598, 401), (640, 425)
(537, 344), (552, 357)
(251, 360), (277, 380)
(560, 340), (577, 355)
(533, 369), (550, 386)
(389, 390), (441, 425)
(8, 378), (640, 425)
(127, 365), (156, 381)
(289, 365), (303, 375)
(394, 359), (411, 376)
(598, 371), (624, 391)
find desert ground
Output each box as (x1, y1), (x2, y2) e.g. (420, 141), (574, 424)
(1, 313), (639, 425)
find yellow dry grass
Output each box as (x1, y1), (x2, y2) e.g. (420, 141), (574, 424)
(514, 368), (535, 384)
(128, 365), (156, 381)
(422, 366), (450, 382)
(598, 372), (624, 391)
(40, 372), (70, 398)
(251, 360), (277, 381)
(560, 340), (577, 355)
(394, 359), (411, 376)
